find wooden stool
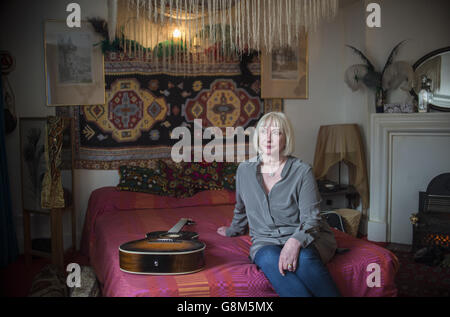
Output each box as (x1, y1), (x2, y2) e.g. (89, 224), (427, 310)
(23, 205), (76, 270)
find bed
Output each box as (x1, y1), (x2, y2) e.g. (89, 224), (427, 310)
(80, 186), (399, 297)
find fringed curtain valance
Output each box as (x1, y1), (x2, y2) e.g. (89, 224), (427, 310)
(107, 0), (338, 69)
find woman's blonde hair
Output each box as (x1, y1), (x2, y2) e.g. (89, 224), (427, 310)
(252, 112), (295, 157)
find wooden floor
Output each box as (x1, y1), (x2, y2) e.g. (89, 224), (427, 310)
(385, 243), (413, 253)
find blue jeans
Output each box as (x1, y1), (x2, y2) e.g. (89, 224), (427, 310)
(254, 244), (341, 297)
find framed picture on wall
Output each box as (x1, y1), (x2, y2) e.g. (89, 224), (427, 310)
(261, 31), (308, 99)
(44, 20), (105, 106)
(19, 117), (48, 212)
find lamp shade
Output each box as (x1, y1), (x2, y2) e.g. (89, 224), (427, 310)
(313, 124), (369, 212)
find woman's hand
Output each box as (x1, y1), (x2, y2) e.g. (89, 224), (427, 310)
(217, 226), (228, 237)
(278, 238), (302, 276)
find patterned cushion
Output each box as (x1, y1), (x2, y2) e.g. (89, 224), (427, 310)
(221, 163), (238, 191)
(69, 266), (101, 297)
(180, 161), (223, 190)
(117, 160), (239, 198)
(117, 161), (170, 196)
(29, 264), (68, 297)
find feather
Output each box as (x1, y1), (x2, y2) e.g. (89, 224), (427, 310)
(382, 40), (406, 77)
(88, 17), (109, 41)
(239, 49), (259, 86)
(346, 45), (375, 71)
(382, 61), (414, 91)
(363, 71), (382, 90)
(344, 64), (369, 91)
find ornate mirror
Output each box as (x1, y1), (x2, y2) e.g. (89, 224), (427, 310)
(411, 47), (450, 112)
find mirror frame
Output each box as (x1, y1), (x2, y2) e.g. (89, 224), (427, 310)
(410, 46), (450, 112)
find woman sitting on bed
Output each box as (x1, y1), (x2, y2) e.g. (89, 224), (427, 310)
(217, 112), (340, 297)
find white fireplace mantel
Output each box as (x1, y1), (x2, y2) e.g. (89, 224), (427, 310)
(368, 113), (450, 244)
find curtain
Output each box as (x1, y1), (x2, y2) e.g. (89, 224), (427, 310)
(108, 0), (339, 70)
(0, 74), (19, 267)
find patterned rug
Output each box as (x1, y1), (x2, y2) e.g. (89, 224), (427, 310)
(392, 250), (450, 297)
(58, 53), (282, 170)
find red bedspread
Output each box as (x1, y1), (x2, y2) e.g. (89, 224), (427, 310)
(81, 187), (399, 297)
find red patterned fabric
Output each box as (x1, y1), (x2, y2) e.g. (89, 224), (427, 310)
(81, 187), (398, 297)
(117, 161), (238, 198)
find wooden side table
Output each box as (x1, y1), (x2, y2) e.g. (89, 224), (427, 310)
(319, 184), (360, 209)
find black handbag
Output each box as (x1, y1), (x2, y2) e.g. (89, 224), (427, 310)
(321, 211), (345, 233)
(321, 211), (350, 254)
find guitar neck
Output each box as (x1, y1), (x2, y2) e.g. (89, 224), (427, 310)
(168, 218), (190, 233)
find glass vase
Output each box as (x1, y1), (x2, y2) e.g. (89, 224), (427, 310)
(375, 89), (386, 113)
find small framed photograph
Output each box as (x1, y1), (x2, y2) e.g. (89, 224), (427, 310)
(44, 20), (105, 106)
(261, 31), (308, 99)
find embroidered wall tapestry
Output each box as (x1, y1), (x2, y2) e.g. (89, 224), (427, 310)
(57, 53), (282, 170)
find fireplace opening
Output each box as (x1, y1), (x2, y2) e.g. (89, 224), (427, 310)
(422, 233), (450, 249)
(411, 173), (450, 266)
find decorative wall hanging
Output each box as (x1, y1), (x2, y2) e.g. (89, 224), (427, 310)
(101, 0), (338, 71)
(44, 20), (105, 106)
(56, 53), (281, 170)
(344, 40), (414, 113)
(1, 51), (17, 134)
(261, 31), (308, 99)
(20, 117), (74, 211)
(40, 117), (74, 209)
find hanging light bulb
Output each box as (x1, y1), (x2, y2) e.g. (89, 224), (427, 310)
(173, 28), (181, 39)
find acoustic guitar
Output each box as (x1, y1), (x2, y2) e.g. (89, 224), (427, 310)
(119, 218), (206, 275)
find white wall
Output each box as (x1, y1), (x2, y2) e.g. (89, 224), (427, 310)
(286, 0), (367, 165)
(0, 0), (108, 251)
(286, 1), (366, 212)
(365, 0), (450, 110)
(1, 0), (449, 252)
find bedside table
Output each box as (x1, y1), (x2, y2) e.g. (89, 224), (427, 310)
(319, 184), (360, 209)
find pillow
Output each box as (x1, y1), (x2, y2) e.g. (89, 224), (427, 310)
(221, 163), (238, 191)
(117, 163), (168, 196)
(117, 161), (239, 198)
(114, 188), (237, 210)
(180, 161), (238, 191)
(180, 161), (224, 191)
(69, 266), (101, 297)
(29, 264), (68, 297)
